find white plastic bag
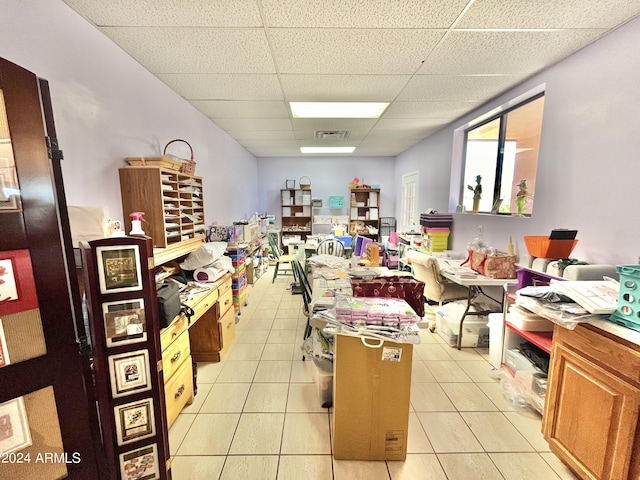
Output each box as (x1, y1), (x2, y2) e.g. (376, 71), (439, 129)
(180, 242), (228, 270)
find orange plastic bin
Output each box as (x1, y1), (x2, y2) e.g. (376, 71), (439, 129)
(524, 236), (578, 259)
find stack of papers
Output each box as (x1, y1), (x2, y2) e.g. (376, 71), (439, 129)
(553, 280), (619, 314)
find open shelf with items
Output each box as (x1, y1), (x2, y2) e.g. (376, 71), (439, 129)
(500, 270), (555, 377)
(349, 188), (380, 241)
(119, 166), (206, 249)
(280, 188), (312, 241)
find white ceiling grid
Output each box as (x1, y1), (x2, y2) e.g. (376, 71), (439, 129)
(62, 0), (640, 157)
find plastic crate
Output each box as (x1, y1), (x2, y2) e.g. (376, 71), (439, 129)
(335, 235), (353, 247)
(610, 265), (640, 332)
(524, 236), (578, 259)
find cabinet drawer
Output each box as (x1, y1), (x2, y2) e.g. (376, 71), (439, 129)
(165, 358), (193, 429)
(218, 277), (234, 317)
(191, 286), (219, 324)
(162, 330), (190, 381)
(218, 305), (236, 360)
(160, 313), (188, 351)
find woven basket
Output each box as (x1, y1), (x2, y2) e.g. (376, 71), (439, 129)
(163, 139), (196, 175)
(299, 176), (311, 190)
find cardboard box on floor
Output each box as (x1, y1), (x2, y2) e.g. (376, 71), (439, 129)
(333, 334), (413, 461)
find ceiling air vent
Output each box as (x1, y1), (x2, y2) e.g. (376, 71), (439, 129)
(314, 130), (350, 140)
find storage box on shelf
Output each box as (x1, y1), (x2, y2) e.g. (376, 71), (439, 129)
(226, 246), (248, 313)
(119, 167), (205, 249)
(419, 214), (453, 253)
(349, 188), (380, 241)
(281, 188), (312, 241)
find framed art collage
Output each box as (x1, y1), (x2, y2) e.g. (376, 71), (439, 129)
(80, 235), (170, 479)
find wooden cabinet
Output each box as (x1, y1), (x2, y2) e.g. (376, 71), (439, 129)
(188, 274), (236, 362)
(119, 166), (205, 248)
(280, 188), (312, 241)
(160, 321), (194, 429)
(543, 324), (640, 480)
(350, 188), (380, 240)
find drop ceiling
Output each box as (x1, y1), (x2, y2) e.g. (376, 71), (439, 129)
(62, 0), (640, 157)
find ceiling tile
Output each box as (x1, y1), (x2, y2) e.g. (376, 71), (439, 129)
(238, 139), (301, 148)
(351, 144), (409, 156)
(225, 130), (296, 141)
(383, 101), (482, 119)
(280, 74), (411, 102)
(191, 100), (289, 118)
(246, 146), (302, 157)
(456, 0), (640, 29)
(419, 30), (608, 75)
(291, 118), (378, 131)
(359, 137), (427, 149)
(365, 127), (439, 141)
(212, 118), (293, 131)
(261, 0), (469, 28)
(371, 118), (449, 132)
(398, 74), (526, 102)
(294, 130), (369, 141)
(269, 29), (445, 74)
(99, 27), (274, 73)
(157, 74), (283, 100)
(60, 0), (640, 158)
(62, 0), (262, 26)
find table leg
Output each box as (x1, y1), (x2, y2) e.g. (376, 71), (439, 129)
(457, 287), (474, 350)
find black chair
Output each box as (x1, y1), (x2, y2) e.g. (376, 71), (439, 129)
(292, 259), (314, 359)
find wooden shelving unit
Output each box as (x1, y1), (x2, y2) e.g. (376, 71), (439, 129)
(280, 188), (312, 241)
(349, 188), (380, 241)
(119, 166), (206, 249)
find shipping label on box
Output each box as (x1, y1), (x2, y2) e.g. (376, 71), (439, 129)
(381, 346), (402, 362)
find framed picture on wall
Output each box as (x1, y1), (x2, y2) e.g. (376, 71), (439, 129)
(0, 397), (32, 454)
(108, 350), (151, 399)
(119, 443), (160, 480)
(0, 249), (39, 316)
(114, 398), (155, 446)
(96, 245), (143, 294)
(102, 299), (147, 348)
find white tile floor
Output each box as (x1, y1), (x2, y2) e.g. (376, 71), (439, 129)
(169, 268), (579, 480)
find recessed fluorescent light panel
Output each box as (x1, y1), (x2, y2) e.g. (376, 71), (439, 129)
(290, 102), (389, 118)
(300, 147), (356, 154)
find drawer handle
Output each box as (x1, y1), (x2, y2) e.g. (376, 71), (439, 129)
(174, 385), (185, 399)
(171, 351), (182, 363)
(224, 298), (230, 306)
(172, 332), (178, 338)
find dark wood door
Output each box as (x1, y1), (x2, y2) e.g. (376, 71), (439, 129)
(0, 58), (103, 479)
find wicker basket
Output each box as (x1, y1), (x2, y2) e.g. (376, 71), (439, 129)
(163, 139), (196, 175)
(299, 176), (311, 190)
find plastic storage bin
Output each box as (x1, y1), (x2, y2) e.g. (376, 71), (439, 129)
(610, 265), (640, 332)
(316, 366), (333, 408)
(435, 305), (489, 348)
(524, 236), (578, 259)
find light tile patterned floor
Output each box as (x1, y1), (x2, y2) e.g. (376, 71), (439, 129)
(169, 268), (578, 480)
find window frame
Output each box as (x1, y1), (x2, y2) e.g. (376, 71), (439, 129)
(449, 83), (546, 216)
